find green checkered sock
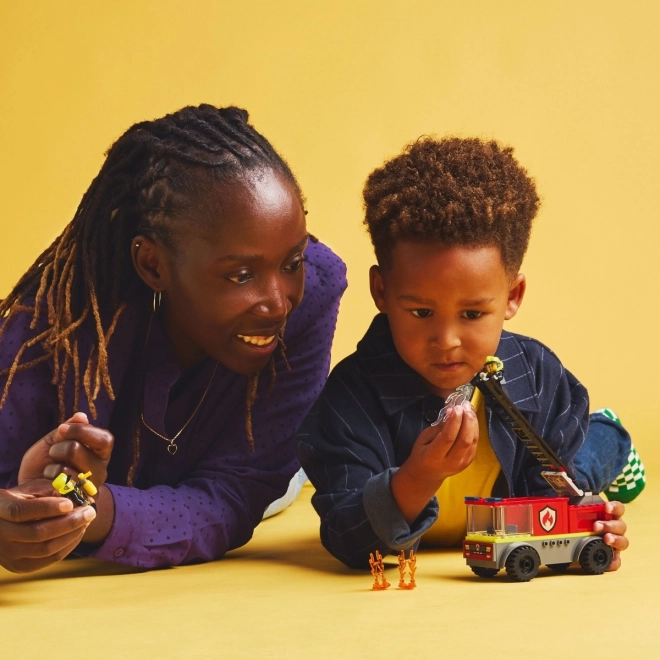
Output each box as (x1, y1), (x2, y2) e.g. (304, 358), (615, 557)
(596, 408), (646, 503)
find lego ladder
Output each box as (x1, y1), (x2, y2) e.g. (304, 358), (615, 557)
(470, 365), (584, 498)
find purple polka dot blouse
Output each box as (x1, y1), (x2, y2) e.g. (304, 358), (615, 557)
(0, 240), (346, 568)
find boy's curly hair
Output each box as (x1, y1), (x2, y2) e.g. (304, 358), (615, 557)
(363, 137), (540, 274)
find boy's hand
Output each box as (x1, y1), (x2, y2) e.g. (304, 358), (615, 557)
(18, 412), (114, 491)
(391, 402), (478, 524)
(410, 402), (479, 482)
(0, 480), (96, 573)
(594, 500), (628, 571)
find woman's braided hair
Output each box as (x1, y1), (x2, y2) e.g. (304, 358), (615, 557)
(0, 105), (301, 482)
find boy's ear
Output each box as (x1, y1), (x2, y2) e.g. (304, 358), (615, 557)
(131, 235), (171, 293)
(504, 273), (526, 320)
(369, 265), (387, 313)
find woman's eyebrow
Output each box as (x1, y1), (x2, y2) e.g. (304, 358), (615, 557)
(215, 253), (262, 263)
(289, 236), (309, 254)
(215, 237), (308, 263)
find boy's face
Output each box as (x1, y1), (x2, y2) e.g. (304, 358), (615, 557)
(370, 242), (525, 400)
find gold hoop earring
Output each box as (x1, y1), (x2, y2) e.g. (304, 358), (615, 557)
(153, 291), (162, 313)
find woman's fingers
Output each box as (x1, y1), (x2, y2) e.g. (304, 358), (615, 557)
(17, 412), (94, 485)
(0, 485), (72, 522)
(0, 485), (96, 573)
(52, 423), (114, 461)
(7, 508), (95, 549)
(8, 536), (87, 574)
(46, 440), (109, 482)
(45, 423), (114, 487)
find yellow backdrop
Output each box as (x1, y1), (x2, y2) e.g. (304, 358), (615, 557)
(1, 1), (657, 474)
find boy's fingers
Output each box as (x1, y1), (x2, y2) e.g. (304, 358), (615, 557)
(417, 406), (463, 447)
(431, 406), (465, 456)
(603, 532), (629, 552)
(605, 500), (625, 518)
(52, 424), (114, 460)
(445, 404), (478, 460)
(608, 549), (622, 572)
(594, 518), (627, 537)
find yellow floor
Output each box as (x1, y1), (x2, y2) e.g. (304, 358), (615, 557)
(1, 480), (658, 658)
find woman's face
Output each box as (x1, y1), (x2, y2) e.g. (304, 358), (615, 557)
(139, 170), (308, 373)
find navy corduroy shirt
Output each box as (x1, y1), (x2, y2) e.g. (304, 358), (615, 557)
(297, 313), (590, 568)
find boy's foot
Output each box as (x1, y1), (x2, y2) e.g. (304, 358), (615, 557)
(597, 408), (646, 503)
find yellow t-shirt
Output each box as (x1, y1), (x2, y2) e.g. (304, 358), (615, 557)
(421, 400), (501, 547)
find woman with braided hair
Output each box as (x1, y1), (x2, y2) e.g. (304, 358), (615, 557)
(0, 104), (346, 572)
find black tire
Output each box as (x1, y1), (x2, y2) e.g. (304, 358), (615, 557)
(579, 539), (613, 575)
(505, 546), (540, 582)
(546, 563), (572, 572)
(471, 566), (499, 578)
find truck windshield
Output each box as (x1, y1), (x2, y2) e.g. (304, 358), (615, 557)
(467, 503), (533, 536)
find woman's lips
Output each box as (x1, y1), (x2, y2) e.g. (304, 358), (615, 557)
(234, 333), (279, 357)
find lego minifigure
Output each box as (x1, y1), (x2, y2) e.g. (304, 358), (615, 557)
(52, 471), (97, 508)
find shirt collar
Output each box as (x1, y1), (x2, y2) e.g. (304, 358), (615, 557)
(356, 314), (540, 416)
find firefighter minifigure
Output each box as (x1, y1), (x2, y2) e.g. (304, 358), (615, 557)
(52, 471), (97, 508)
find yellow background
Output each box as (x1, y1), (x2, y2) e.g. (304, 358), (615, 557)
(1, 3), (657, 461)
(1, 3), (658, 656)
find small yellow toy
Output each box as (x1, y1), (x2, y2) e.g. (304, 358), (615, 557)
(52, 471), (97, 507)
(482, 355), (504, 376)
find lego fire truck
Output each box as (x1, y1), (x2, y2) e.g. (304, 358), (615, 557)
(461, 357), (614, 582)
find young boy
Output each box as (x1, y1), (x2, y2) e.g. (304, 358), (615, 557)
(297, 137), (641, 569)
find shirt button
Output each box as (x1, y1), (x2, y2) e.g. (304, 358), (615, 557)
(113, 548), (125, 557)
(424, 410), (438, 423)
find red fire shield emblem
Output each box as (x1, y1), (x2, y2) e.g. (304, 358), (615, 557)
(539, 506), (557, 533)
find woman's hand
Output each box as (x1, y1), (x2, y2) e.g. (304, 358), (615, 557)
(0, 480), (96, 573)
(19, 412), (114, 491)
(594, 500), (629, 571)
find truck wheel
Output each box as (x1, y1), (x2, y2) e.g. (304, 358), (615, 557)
(505, 546), (540, 582)
(546, 563), (571, 572)
(579, 539), (613, 575)
(471, 566), (499, 578)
